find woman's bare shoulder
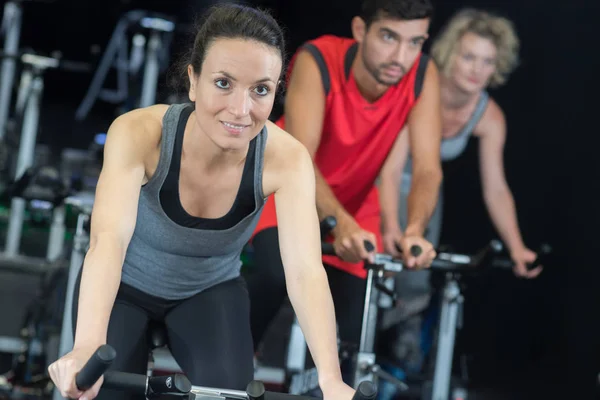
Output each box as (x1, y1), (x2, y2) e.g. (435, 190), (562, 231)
(107, 105), (170, 149)
(264, 120), (311, 168)
(474, 96), (506, 138)
(262, 120), (314, 196)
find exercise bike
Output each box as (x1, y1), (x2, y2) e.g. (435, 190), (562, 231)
(71, 344), (378, 400)
(283, 217), (551, 400)
(355, 241), (550, 400)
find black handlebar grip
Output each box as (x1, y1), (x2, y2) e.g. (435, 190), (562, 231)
(322, 243), (336, 256)
(410, 245), (422, 257)
(363, 240), (375, 253)
(320, 216), (337, 238)
(75, 345), (116, 391)
(147, 374), (191, 396)
(352, 381), (378, 400)
(526, 243), (552, 271)
(246, 380), (266, 400)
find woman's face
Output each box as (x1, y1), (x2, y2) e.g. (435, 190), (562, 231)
(188, 38), (282, 151)
(449, 32), (497, 93)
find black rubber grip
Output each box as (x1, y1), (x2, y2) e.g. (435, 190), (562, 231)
(246, 380), (265, 400)
(75, 345), (116, 391)
(410, 245), (422, 257)
(322, 243), (336, 256)
(490, 259), (514, 269)
(319, 216), (337, 238)
(103, 371), (146, 393)
(148, 374), (191, 396)
(363, 240), (375, 252)
(352, 381), (378, 400)
(526, 243), (552, 271)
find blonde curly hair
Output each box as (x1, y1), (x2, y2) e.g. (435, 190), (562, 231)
(431, 8), (520, 88)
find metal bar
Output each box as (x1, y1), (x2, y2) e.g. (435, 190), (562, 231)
(0, 1), (22, 140)
(190, 385), (248, 400)
(4, 72), (43, 256)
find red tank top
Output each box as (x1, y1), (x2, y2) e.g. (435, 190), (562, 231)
(254, 35), (429, 278)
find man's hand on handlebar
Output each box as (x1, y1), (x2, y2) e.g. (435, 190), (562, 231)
(511, 246), (542, 278)
(332, 216), (377, 263)
(382, 227), (404, 258)
(48, 346), (104, 400)
(398, 235), (436, 269)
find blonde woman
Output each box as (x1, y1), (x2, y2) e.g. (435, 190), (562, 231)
(378, 8), (541, 372)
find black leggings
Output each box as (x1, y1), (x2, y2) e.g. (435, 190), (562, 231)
(72, 271), (254, 400)
(246, 227), (367, 350)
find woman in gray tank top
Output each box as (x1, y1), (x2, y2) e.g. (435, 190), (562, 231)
(48, 5), (355, 400)
(377, 8), (542, 373)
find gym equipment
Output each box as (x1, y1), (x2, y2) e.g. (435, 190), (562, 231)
(284, 233), (551, 400)
(0, 260), (67, 399)
(0, 52), (85, 357)
(1, 51), (90, 260)
(74, 344), (377, 400)
(0, 0), (23, 140)
(354, 241), (551, 400)
(75, 10), (176, 120)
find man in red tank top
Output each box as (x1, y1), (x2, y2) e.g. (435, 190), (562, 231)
(247, 0), (443, 354)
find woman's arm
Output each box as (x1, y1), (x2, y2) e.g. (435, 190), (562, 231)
(73, 114), (151, 349)
(271, 136), (352, 398)
(477, 102), (540, 277)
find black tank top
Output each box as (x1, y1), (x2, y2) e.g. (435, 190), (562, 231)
(159, 104), (257, 230)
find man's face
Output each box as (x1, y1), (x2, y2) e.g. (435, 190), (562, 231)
(358, 17), (430, 86)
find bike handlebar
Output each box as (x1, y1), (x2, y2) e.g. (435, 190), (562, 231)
(75, 345), (116, 391)
(0, 51), (92, 73)
(318, 216), (551, 273)
(75, 345), (377, 400)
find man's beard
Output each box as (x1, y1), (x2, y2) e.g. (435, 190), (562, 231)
(362, 43), (406, 86)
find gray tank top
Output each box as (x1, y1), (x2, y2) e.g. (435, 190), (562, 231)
(403, 91), (489, 178)
(120, 103), (267, 300)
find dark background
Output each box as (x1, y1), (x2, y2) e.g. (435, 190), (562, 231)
(7, 0), (598, 397)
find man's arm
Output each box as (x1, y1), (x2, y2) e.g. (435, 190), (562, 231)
(378, 125), (410, 255)
(283, 50), (349, 223)
(405, 59), (443, 237)
(283, 49), (375, 261)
